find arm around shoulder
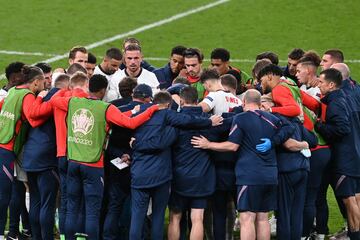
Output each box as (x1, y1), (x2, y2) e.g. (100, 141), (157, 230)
(107, 104), (158, 129)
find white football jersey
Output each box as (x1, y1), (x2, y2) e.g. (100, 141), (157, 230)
(93, 65), (121, 102)
(300, 84), (321, 102)
(0, 88), (8, 101)
(108, 68), (160, 102)
(202, 90), (242, 115)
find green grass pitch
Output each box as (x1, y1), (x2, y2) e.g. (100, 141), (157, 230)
(0, 0), (358, 236)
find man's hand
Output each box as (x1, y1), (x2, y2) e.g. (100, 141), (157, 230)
(210, 115), (223, 126)
(261, 101), (273, 111)
(171, 95), (181, 106)
(313, 78), (320, 86)
(37, 90), (49, 98)
(191, 135), (210, 149)
(120, 154), (131, 165)
(283, 138), (309, 151)
(129, 137), (136, 148)
(262, 101), (274, 111)
(131, 105), (140, 114)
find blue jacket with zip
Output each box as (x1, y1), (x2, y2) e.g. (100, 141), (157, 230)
(316, 89), (360, 177)
(131, 106), (213, 189)
(22, 88), (59, 172)
(275, 114), (317, 173)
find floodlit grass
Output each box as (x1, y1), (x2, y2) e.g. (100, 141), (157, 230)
(0, 0), (357, 235)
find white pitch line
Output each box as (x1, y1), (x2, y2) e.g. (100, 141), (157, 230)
(0, 50), (59, 57)
(0, 0), (230, 80)
(39, 0), (230, 64)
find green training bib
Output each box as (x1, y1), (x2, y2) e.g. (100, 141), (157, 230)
(67, 97), (110, 163)
(0, 87), (32, 154)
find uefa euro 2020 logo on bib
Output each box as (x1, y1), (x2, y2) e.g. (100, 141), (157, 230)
(71, 108), (95, 137)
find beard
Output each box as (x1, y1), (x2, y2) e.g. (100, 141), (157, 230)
(128, 65), (139, 72)
(188, 71), (198, 77)
(171, 67), (179, 75)
(262, 85), (272, 94)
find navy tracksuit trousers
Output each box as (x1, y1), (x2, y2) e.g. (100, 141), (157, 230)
(277, 170), (308, 240)
(130, 181), (170, 240)
(65, 161), (104, 240)
(103, 181), (131, 240)
(27, 169), (59, 240)
(0, 148), (16, 235)
(58, 156), (68, 235)
(212, 189), (236, 240)
(316, 163), (348, 234)
(302, 148), (331, 236)
(8, 178), (31, 236)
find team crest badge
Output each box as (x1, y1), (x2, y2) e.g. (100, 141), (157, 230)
(71, 108), (94, 136)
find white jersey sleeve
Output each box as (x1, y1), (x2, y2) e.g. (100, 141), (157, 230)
(201, 91), (242, 115)
(202, 92), (216, 111)
(0, 89), (8, 101)
(300, 85), (321, 102)
(137, 69), (160, 95)
(103, 70), (124, 102)
(94, 65), (124, 102)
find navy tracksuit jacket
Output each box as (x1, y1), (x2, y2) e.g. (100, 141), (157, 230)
(22, 88), (59, 171)
(275, 114), (317, 240)
(131, 107), (213, 189)
(22, 87), (60, 240)
(315, 89), (360, 177)
(154, 63), (175, 89)
(275, 114), (318, 173)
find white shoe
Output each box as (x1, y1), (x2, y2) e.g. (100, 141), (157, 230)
(269, 215), (277, 237)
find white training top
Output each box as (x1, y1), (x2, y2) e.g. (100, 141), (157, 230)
(300, 84), (321, 102)
(93, 65), (119, 82)
(0, 88), (8, 101)
(109, 68), (160, 102)
(93, 65), (121, 102)
(202, 90), (242, 115)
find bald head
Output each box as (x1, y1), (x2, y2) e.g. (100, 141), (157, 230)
(243, 89), (261, 106)
(331, 63), (350, 80)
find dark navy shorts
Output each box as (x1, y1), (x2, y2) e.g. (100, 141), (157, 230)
(169, 191), (208, 212)
(236, 184), (277, 212)
(333, 174), (360, 198)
